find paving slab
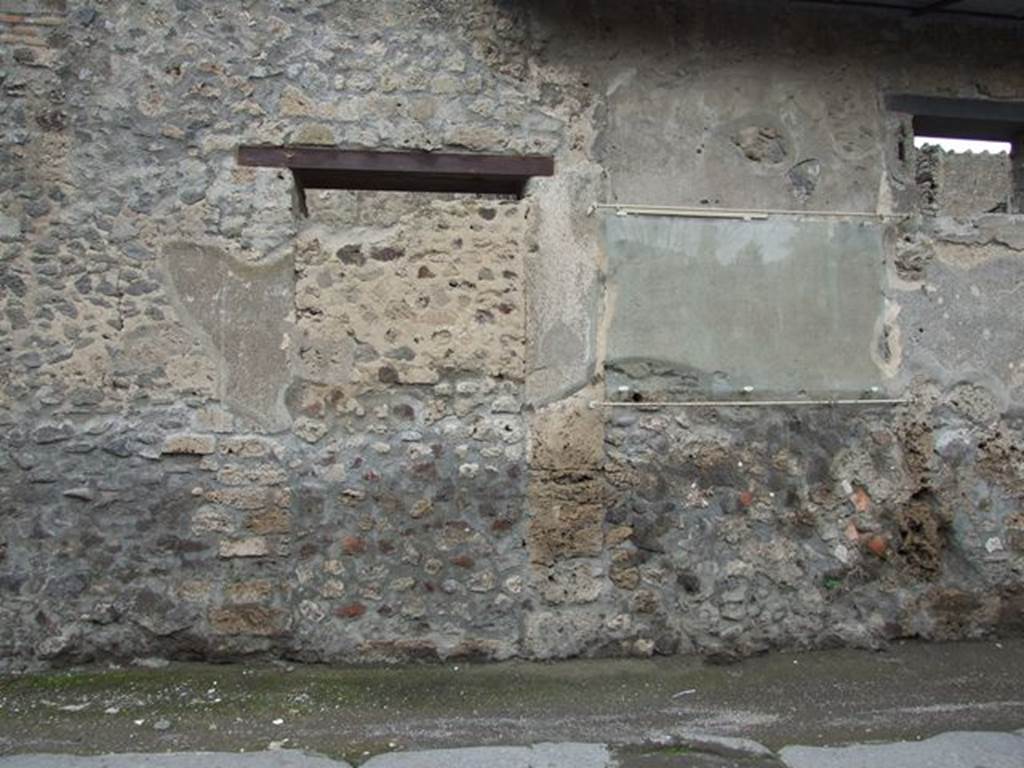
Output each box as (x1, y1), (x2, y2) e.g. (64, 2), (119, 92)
(0, 751), (348, 768)
(361, 743), (612, 768)
(779, 731), (1024, 768)
(614, 742), (784, 768)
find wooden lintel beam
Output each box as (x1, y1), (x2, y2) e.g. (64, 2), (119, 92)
(886, 94), (1024, 142)
(237, 146), (554, 181)
(912, 0), (963, 16)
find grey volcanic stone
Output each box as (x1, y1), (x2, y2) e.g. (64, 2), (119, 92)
(0, 753), (349, 768)
(780, 731), (1024, 768)
(361, 743), (613, 768)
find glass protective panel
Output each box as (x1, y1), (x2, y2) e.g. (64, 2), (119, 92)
(602, 214), (887, 400)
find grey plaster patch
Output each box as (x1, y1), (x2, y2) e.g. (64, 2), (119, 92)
(533, 320), (587, 390)
(895, 248), (1024, 404)
(603, 214), (887, 398)
(163, 242), (295, 431)
(779, 731), (1024, 768)
(526, 169), (602, 404)
(593, 55), (882, 211)
(0, 752), (348, 768)
(362, 743), (612, 768)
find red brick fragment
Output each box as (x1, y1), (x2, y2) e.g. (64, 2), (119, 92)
(850, 487), (872, 514)
(866, 535), (889, 557)
(342, 535), (367, 555)
(336, 602), (366, 619)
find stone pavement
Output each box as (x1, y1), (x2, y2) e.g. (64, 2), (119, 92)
(0, 754), (341, 768)
(778, 730), (1024, 768)
(1, 640), (1022, 766)
(3, 732), (1024, 767)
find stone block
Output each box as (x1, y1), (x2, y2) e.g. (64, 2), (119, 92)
(219, 537), (271, 558)
(191, 505), (235, 535)
(609, 563), (641, 591)
(529, 392), (604, 472)
(527, 502), (604, 565)
(246, 508), (290, 535)
(162, 434), (216, 455)
(780, 731), (1024, 768)
(209, 604), (286, 635)
(531, 561), (603, 604)
(361, 744), (612, 768)
(217, 464), (288, 486)
(219, 436), (276, 458)
(294, 417), (328, 444)
(176, 580), (213, 602)
(225, 580), (274, 603)
(320, 580), (347, 598)
(206, 487), (290, 511)
(522, 607), (605, 659)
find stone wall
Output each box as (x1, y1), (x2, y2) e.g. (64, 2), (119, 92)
(916, 145), (1013, 217)
(1, 0), (1023, 667)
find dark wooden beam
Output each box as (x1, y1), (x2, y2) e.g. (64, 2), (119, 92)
(912, 0), (963, 16)
(886, 94), (1024, 142)
(237, 146), (554, 200)
(238, 146), (554, 177)
(790, 0), (1024, 21)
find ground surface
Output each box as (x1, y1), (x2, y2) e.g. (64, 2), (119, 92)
(0, 639), (1022, 765)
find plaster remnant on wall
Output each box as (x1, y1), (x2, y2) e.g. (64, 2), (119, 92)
(163, 242), (295, 432)
(527, 167), (603, 405)
(602, 214), (888, 398)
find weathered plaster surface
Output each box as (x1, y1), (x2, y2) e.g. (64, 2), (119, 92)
(603, 215), (887, 399)
(164, 242), (294, 431)
(1, 0), (1023, 666)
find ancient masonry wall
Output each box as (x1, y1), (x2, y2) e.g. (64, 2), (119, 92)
(916, 145), (1013, 217)
(1, 0), (1023, 666)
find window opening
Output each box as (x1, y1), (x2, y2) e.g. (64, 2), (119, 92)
(913, 137), (1011, 154)
(887, 94), (1024, 215)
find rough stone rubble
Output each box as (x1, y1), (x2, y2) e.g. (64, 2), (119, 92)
(0, 0), (1022, 666)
